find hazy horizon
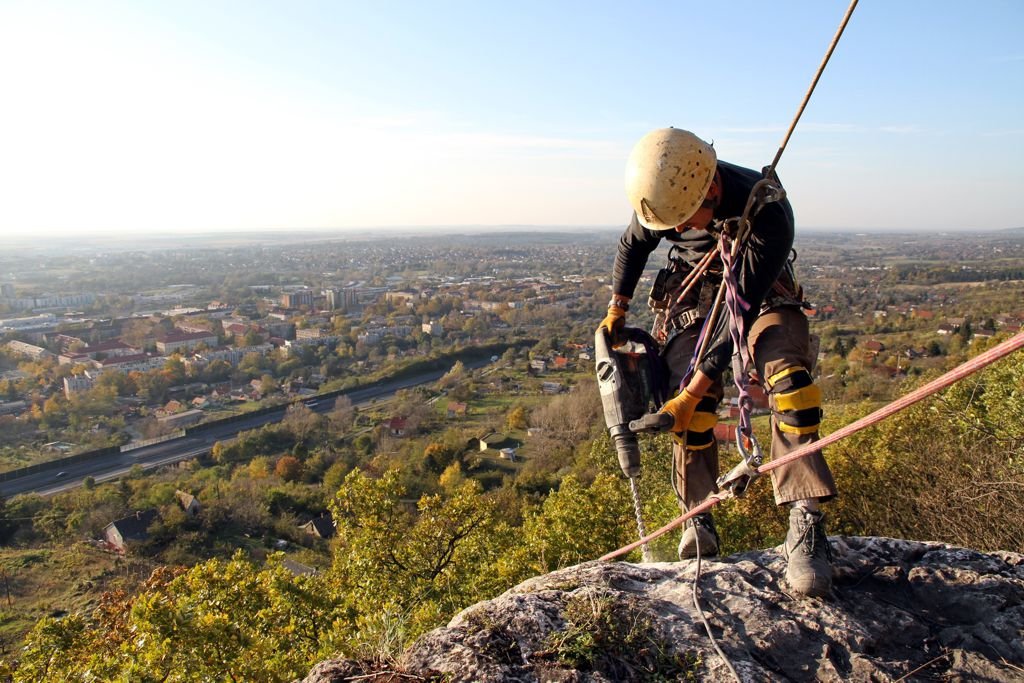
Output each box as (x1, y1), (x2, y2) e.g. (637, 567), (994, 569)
(3, 224), (1023, 257)
(1, 1), (1022, 238)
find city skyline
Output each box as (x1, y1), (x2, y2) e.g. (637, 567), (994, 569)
(1, 0), (1022, 237)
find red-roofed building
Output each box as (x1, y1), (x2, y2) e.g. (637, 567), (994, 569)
(58, 338), (140, 364)
(156, 329), (219, 354)
(446, 401), (468, 418)
(386, 416), (407, 437)
(81, 339), (139, 358)
(224, 322), (254, 337)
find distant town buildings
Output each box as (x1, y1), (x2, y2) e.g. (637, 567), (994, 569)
(63, 373), (96, 398)
(295, 327), (329, 341)
(5, 339), (53, 360)
(325, 288), (361, 311)
(385, 291), (417, 306)
(192, 344), (273, 368)
(1, 292), (96, 311)
(96, 353), (166, 374)
(357, 325), (412, 345)
(0, 314), (60, 332)
(58, 339), (141, 365)
(280, 290), (314, 309)
(155, 329), (219, 354)
(284, 334), (341, 354)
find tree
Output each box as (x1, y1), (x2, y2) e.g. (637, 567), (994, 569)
(328, 395), (355, 431)
(438, 462), (466, 491)
(437, 361), (466, 390)
(505, 405), (528, 431)
(134, 370), (170, 402)
(281, 403), (325, 447)
(248, 456), (273, 478)
(275, 455), (304, 482)
(322, 460), (351, 494)
(15, 559), (339, 682)
(422, 442), (457, 474)
(260, 373), (279, 395)
(242, 330), (265, 347)
(204, 359), (232, 383)
(163, 356), (187, 385)
(328, 470), (515, 639)
(959, 319), (973, 343)
(40, 395), (66, 429)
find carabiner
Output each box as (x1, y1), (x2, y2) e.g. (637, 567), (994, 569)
(716, 428), (764, 498)
(735, 428), (764, 468)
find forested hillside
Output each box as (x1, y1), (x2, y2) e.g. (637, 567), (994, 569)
(3, 338), (1021, 681)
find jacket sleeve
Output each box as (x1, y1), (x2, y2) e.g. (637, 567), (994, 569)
(697, 198), (795, 379)
(612, 213), (663, 298)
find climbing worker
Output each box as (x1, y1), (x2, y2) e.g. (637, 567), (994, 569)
(599, 127), (837, 597)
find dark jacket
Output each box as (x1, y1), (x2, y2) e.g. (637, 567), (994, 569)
(612, 160), (794, 379)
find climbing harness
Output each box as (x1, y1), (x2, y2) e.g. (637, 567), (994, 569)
(650, 245), (722, 346)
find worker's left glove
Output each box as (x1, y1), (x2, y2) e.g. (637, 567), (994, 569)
(598, 304), (627, 347)
(630, 388), (701, 434)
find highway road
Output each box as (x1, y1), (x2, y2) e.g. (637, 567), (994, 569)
(1, 356), (495, 498)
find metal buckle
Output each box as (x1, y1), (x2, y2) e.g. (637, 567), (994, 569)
(716, 430), (764, 497)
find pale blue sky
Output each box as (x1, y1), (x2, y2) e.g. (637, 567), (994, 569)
(1, 0), (1022, 235)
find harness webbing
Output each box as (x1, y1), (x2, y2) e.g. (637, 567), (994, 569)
(719, 232), (754, 439)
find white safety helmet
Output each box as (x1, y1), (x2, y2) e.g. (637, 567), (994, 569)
(625, 128), (717, 231)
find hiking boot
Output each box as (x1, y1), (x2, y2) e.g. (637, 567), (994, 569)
(784, 507), (833, 597)
(678, 513), (719, 559)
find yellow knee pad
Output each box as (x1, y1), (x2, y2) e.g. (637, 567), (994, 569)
(767, 366), (822, 435)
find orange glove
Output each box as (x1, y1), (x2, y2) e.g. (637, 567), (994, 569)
(659, 388), (701, 433)
(598, 305), (626, 346)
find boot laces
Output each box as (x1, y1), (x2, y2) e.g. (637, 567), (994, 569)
(793, 512), (832, 562)
(692, 514), (713, 532)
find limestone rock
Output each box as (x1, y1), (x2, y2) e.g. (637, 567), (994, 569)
(298, 537), (1024, 682)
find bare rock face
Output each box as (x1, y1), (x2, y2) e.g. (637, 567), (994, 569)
(299, 537), (1024, 682)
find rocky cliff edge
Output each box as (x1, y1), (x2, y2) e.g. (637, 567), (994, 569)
(299, 537), (1024, 682)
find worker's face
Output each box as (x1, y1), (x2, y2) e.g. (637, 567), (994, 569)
(674, 205), (714, 233)
(673, 179), (719, 233)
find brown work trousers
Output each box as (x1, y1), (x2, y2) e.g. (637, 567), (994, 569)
(664, 306), (837, 509)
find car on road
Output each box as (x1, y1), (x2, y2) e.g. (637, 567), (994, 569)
(55, 471), (67, 478)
